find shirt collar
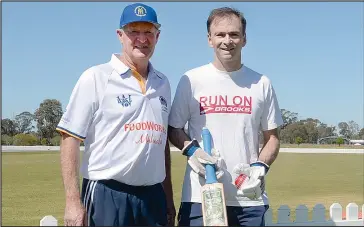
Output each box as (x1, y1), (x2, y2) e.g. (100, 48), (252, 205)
(109, 53), (161, 79)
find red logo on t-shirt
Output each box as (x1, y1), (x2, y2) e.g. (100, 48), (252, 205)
(199, 95), (252, 115)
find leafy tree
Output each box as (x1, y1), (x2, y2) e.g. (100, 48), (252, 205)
(295, 137), (303, 146)
(302, 120), (319, 144)
(358, 128), (364, 139)
(13, 133), (38, 146)
(301, 118), (321, 126)
(41, 138), (48, 145)
(50, 135), (61, 146)
(34, 99), (63, 144)
(280, 122), (307, 144)
(317, 123), (336, 139)
(347, 120), (360, 139)
(1, 118), (17, 136)
(1, 135), (13, 145)
(280, 109), (298, 129)
(336, 137), (344, 146)
(14, 111), (35, 134)
(279, 127), (291, 144)
(338, 122), (350, 138)
(291, 123), (308, 143)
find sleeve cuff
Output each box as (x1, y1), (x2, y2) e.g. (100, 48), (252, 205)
(56, 126), (86, 141)
(262, 122), (282, 131)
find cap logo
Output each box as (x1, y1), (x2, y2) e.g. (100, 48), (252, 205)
(135, 6), (147, 17)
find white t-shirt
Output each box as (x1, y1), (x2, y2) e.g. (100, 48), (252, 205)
(169, 63), (283, 207)
(57, 54), (171, 186)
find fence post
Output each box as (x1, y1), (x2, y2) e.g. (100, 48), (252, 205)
(312, 204), (326, 223)
(295, 204), (308, 223)
(277, 205), (291, 224)
(330, 203), (342, 221)
(346, 203), (359, 220)
(40, 215), (57, 226)
(264, 208), (273, 226)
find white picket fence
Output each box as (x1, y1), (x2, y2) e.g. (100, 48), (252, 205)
(264, 203), (363, 226)
(40, 202), (363, 226)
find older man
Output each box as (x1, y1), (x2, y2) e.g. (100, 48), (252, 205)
(57, 3), (174, 226)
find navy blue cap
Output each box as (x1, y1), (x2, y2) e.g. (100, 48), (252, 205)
(119, 3), (161, 29)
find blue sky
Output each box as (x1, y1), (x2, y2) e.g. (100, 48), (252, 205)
(2, 2), (363, 128)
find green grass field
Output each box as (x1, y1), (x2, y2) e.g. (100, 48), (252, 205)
(169, 142), (363, 149)
(2, 151), (363, 226)
(279, 143), (363, 149)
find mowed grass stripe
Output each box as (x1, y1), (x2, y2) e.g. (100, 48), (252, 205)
(2, 151), (363, 226)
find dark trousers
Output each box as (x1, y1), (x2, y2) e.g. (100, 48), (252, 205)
(177, 202), (269, 226)
(81, 178), (167, 226)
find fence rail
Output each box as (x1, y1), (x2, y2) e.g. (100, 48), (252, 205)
(40, 202), (363, 226)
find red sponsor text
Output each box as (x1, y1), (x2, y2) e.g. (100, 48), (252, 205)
(135, 134), (163, 145)
(124, 121), (166, 134)
(199, 95), (252, 114)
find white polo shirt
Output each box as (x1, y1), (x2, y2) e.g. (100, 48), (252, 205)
(169, 63), (283, 206)
(56, 54), (171, 186)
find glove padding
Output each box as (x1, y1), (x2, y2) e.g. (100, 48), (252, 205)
(233, 162), (269, 200)
(188, 148), (224, 180)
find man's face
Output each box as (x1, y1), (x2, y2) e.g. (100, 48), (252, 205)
(118, 22), (160, 61)
(208, 15), (246, 63)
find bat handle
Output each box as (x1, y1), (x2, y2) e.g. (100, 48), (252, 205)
(201, 127), (218, 184)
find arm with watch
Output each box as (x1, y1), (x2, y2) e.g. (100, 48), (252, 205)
(168, 126), (224, 179)
(233, 128), (281, 200)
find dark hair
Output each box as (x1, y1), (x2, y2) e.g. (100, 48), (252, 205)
(207, 7), (247, 35)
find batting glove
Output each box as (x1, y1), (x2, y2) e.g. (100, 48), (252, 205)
(233, 161), (270, 200)
(182, 139), (224, 180)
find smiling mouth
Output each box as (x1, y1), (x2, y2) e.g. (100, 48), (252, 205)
(134, 45), (148, 49)
(221, 48), (234, 51)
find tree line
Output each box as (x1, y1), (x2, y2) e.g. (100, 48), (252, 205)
(1, 99), (64, 146)
(277, 109), (364, 145)
(1, 100), (364, 146)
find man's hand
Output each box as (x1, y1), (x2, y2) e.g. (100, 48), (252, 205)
(162, 141), (176, 226)
(233, 161), (269, 200)
(181, 139), (224, 179)
(187, 148), (224, 180)
(64, 201), (86, 226)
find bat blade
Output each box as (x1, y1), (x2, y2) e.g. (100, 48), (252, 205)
(201, 127), (228, 226)
(201, 182), (228, 226)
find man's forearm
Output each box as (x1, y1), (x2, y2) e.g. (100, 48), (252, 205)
(168, 126), (191, 150)
(258, 131), (280, 166)
(60, 134), (82, 204)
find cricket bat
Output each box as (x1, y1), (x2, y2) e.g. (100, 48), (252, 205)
(201, 127), (228, 226)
